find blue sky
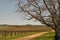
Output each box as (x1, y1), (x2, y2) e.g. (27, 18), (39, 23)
(0, 0), (41, 25)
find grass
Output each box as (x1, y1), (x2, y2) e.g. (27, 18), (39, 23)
(32, 32), (55, 40)
(0, 32), (38, 40)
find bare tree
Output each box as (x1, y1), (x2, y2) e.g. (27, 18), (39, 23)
(17, 0), (60, 40)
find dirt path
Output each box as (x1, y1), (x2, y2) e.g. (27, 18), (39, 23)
(15, 30), (55, 40)
(15, 32), (49, 40)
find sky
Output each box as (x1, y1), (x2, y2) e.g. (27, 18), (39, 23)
(0, 0), (41, 25)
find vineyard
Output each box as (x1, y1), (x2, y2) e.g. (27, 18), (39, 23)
(0, 25), (53, 40)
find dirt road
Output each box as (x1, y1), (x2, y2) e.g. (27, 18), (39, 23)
(15, 32), (48, 40)
(15, 30), (55, 40)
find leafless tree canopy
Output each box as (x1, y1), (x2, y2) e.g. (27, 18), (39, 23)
(17, 0), (60, 30)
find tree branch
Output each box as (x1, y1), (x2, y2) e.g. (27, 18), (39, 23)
(43, 0), (57, 28)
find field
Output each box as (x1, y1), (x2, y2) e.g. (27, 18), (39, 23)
(0, 32), (38, 40)
(32, 32), (55, 40)
(0, 25), (53, 40)
(0, 25), (52, 32)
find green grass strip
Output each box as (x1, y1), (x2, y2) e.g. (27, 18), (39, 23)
(32, 32), (55, 40)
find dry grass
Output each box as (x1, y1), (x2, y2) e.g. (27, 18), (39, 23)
(0, 25), (53, 32)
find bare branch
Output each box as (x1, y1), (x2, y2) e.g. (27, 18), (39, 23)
(43, 0), (57, 27)
(17, 0), (60, 30)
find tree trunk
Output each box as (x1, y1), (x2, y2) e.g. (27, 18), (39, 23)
(54, 30), (60, 40)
